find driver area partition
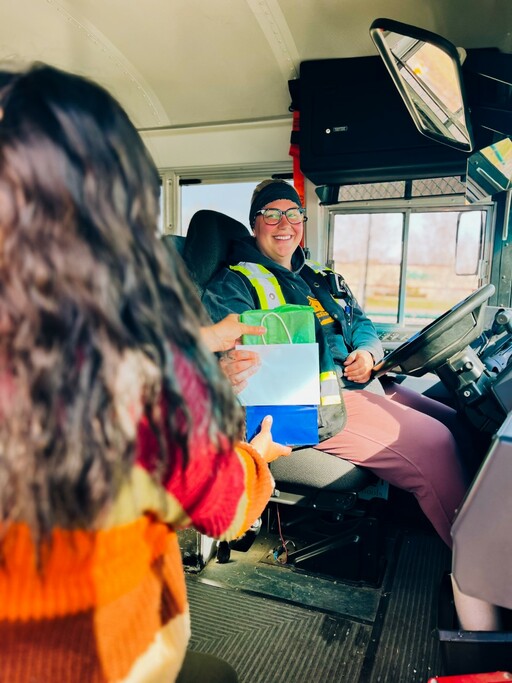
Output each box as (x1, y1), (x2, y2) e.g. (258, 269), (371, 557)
(166, 209), (386, 583)
(436, 412), (512, 676)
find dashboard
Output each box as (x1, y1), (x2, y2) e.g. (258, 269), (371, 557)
(376, 326), (422, 353)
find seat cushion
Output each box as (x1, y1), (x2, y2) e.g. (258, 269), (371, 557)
(270, 447), (374, 491)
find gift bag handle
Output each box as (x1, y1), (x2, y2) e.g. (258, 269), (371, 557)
(260, 312), (293, 345)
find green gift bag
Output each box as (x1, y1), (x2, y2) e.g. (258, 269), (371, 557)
(240, 304), (316, 345)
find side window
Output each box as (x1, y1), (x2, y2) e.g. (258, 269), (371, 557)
(161, 168), (293, 235)
(181, 181), (260, 232)
(331, 208), (489, 326)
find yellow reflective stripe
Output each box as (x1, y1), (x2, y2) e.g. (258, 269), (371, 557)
(320, 395), (342, 406)
(230, 263), (286, 308)
(231, 264), (271, 307)
(319, 371), (341, 405)
(306, 259), (333, 274)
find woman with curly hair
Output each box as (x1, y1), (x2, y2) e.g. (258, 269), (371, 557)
(0, 64), (288, 682)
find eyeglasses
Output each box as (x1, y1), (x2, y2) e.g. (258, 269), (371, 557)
(255, 207), (307, 226)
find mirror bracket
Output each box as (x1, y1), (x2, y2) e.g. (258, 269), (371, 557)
(463, 49), (512, 139)
(471, 106), (512, 138)
(464, 50), (512, 88)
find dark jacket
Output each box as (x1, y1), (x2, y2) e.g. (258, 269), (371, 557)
(202, 236), (384, 440)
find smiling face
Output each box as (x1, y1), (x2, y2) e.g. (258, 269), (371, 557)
(253, 199), (304, 269)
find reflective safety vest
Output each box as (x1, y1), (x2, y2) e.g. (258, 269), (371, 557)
(230, 261), (342, 409)
(231, 260), (342, 307)
(230, 263), (286, 308)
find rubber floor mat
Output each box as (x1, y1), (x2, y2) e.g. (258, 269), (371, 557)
(186, 577), (373, 683)
(362, 531), (450, 683)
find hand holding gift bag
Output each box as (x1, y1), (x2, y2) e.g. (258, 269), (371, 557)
(237, 306), (320, 446)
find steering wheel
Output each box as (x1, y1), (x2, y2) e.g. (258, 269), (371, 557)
(373, 283), (495, 378)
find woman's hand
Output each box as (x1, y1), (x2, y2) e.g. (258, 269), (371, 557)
(220, 349), (261, 394)
(200, 313), (266, 353)
(249, 415), (292, 463)
(343, 349), (374, 383)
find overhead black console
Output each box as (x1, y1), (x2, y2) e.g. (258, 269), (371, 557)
(298, 52), (498, 186)
(298, 56), (467, 185)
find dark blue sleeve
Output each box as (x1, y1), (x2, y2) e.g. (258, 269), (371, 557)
(349, 299), (384, 362)
(202, 268), (257, 323)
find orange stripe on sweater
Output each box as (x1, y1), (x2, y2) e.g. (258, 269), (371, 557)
(95, 534), (187, 681)
(0, 518), (186, 622)
(232, 443), (274, 538)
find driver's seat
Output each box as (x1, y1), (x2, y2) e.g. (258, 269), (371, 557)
(175, 209), (382, 582)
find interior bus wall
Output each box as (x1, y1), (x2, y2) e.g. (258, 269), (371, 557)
(491, 192), (512, 308)
(141, 120), (292, 174)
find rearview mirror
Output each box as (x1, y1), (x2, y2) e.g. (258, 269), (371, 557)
(370, 18), (474, 152)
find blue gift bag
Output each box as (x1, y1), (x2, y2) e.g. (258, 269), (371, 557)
(238, 308), (320, 447)
(246, 405), (319, 447)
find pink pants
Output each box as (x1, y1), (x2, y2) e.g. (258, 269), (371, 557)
(316, 384), (469, 547)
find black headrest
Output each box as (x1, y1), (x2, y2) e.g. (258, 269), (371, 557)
(182, 209), (250, 295)
(161, 233), (186, 257)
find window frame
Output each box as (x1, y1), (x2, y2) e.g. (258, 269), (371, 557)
(159, 162), (292, 235)
(325, 195), (495, 328)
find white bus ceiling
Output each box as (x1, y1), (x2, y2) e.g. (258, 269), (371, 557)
(1, 0), (511, 169)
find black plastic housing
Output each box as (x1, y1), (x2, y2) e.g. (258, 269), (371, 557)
(298, 56), (481, 186)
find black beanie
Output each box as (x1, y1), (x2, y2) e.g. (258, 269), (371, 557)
(249, 180), (303, 228)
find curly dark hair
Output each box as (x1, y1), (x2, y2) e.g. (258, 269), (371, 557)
(0, 64), (244, 538)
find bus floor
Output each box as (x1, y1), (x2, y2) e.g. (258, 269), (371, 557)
(184, 495), (451, 683)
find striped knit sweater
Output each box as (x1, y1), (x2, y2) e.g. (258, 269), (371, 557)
(0, 352), (274, 682)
